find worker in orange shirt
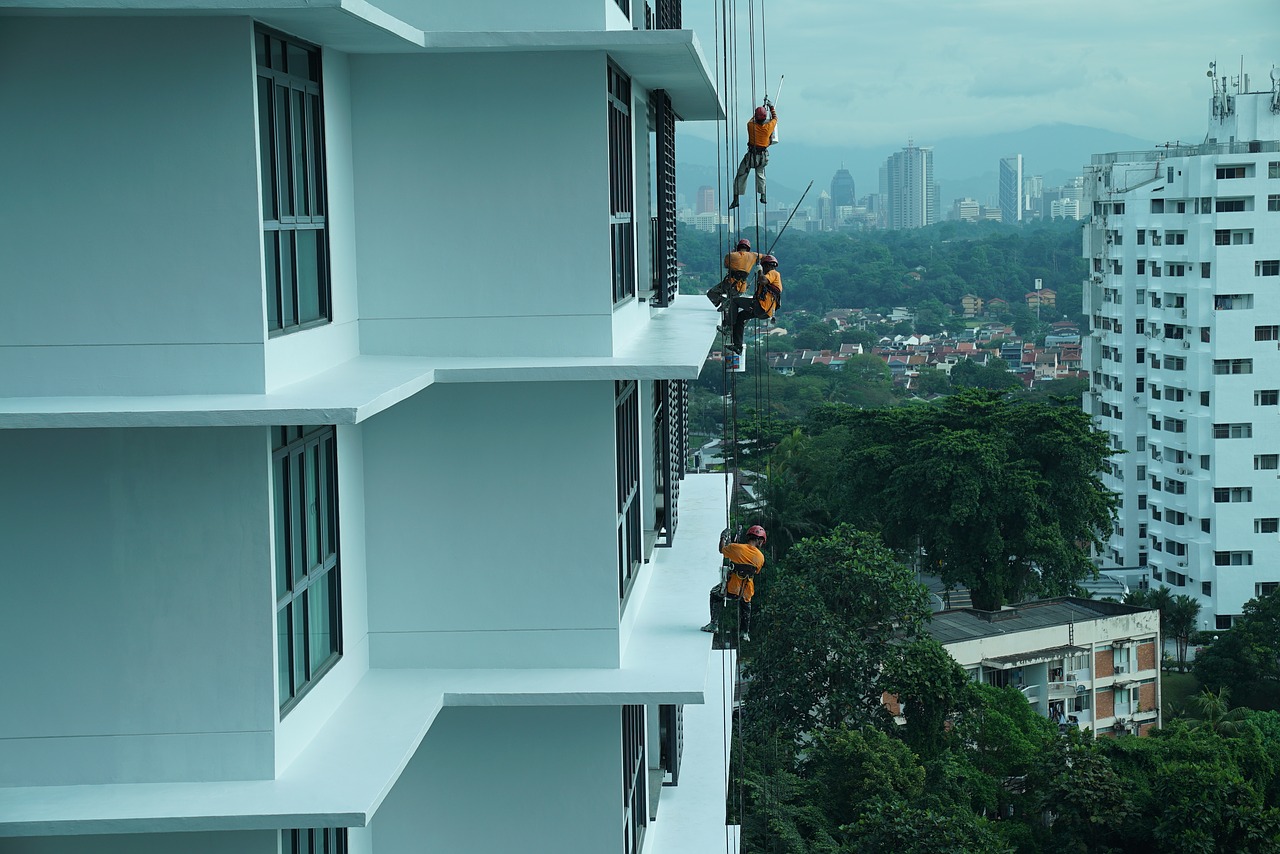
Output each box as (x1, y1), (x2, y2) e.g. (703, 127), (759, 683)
(721, 254), (781, 354)
(727, 100), (777, 210)
(706, 238), (761, 309)
(701, 525), (767, 642)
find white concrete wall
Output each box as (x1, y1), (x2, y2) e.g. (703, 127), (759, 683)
(349, 52), (616, 358)
(368, 0), (632, 33)
(0, 830), (277, 854)
(0, 428), (276, 785)
(369, 706), (620, 854)
(361, 382), (621, 668)
(0, 17), (268, 396)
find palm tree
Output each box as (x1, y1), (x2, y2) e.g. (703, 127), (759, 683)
(1189, 686), (1249, 737)
(1146, 586), (1173, 631)
(1166, 594), (1201, 672)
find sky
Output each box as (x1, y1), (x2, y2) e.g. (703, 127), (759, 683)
(680, 0), (1279, 148)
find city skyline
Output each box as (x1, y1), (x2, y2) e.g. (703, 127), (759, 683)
(681, 0), (1275, 149)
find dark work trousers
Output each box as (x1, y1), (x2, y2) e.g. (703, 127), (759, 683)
(733, 146), (769, 198)
(706, 272), (749, 309)
(708, 585), (752, 636)
(730, 296), (770, 351)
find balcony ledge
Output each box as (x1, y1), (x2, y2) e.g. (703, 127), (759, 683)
(0, 474), (728, 837)
(0, 301), (721, 429)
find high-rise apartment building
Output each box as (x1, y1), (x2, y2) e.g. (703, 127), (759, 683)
(0, 1), (737, 851)
(999, 154), (1024, 224)
(884, 141), (937, 230)
(696, 184), (716, 214)
(1083, 71), (1280, 627)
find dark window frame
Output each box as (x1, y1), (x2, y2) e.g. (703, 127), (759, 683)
(275, 425), (342, 714)
(281, 829), (348, 854)
(616, 381), (642, 603)
(608, 62), (636, 305)
(623, 704), (648, 854)
(256, 26), (332, 335)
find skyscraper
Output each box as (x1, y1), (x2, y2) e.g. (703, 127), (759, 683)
(1083, 69), (1280, 627)
(999, 154), (1023, 223)
(829, 165), (856, 208)
(884, 141), (937, 230)
(696, 184), (716, 214)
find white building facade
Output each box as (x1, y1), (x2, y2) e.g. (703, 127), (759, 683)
(1083, 72), (1280, 628)
(884, 141), (937, 230)
(0, 1), (736, 852)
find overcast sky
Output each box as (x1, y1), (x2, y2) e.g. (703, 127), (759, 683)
(681, 0), (1278, 148)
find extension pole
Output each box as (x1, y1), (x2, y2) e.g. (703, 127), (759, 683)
(765, 179), (813, 255)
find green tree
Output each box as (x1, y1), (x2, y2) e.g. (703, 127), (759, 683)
(880, 637), (974, 760)
(1196, 591), (1280, 709)
(1168, 593), (1202, 671)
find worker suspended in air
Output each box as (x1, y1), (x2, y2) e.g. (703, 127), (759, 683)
(720, 254), (781, 354)
(706, 238), (761, 310)
(727, 100), (777, 210)
(701, 525), (767, 643)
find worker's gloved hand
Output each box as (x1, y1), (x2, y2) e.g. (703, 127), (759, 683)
(718, 528), (731, 550)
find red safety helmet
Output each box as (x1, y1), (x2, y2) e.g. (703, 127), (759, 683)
(746, 525), (767, 543)
(736, 238), (751, 250)
(754, 106), (768, 122)
(761, 254), (778, 268)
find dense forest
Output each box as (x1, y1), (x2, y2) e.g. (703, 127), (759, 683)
(678, 219), (1089, 323)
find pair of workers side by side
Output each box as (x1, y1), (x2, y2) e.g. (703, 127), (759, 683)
(701, 525), (767, 642)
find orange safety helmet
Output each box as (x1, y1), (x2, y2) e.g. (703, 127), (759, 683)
(736, 238), (751, 250)
(746, 525), (767, 543)
(754, 106), (768, 122)
(761, 254), (778, 268)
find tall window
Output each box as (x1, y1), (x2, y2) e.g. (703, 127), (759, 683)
(275, 426), (341, 712)
(652, 379), (687, 547)
(616, 381), (641, 602)
(650, 91), (678, 307)
(256, 27), (331, 333)
(281, 829), (347, 854)
(608, 62), (635, 304)
(622, 704), (647, 854)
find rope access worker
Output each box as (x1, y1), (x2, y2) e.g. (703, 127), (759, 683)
(727, 100), (777, 210)
(701, 525), (767, 642)
(705, 238), (762, 310)
(721, 254), (781, 354)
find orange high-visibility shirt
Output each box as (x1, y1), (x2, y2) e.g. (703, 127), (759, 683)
(746, 110), (777, 148)
(754, 270), (782, 316)
(721, 542), (765, 602)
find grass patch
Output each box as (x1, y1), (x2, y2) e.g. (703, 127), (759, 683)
(1162, 671), (1202, 721)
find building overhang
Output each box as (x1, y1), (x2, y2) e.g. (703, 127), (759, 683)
(2, 4), (723, 120)
(0, 302), (720, 429)
(980, 645), (1088, 670)
(0, 474), (728, 837)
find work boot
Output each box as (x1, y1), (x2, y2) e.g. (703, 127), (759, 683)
(700, 622), (717, 633)
(759, 194), (767, 204)
(726, 342), (743, 354)
(727, 197), (739, 210)
(741, 631), (751, 643)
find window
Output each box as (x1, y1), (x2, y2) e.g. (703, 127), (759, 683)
(1213, 359), (1253, 375)
(608, 63), (635, 304)
(1167, 264), (1186, 277)
(1214, 487), (1253, 503)
(650, 91), (678, 306)
(1256, 326), (1280, 341)
(281, 829), (347, 854)
(1271, 162), (1280, 179)
(1163, 417), (1185, 433)
(1164, 231), (1186, 245)
(1216, 165), (1249, 179)
(1256, 260), (1280, 277)
(1254, 454), (1278, 470)
(1165, 479), (1186, 495)
(1216, 615), (1234, 630)
(1258, 583), (1279, 598)
(256, 28), (330, 334)
(1255, 389), (1279, 406)
(1202, 518), (1211, 533)
(1215, 294), (1253, 310)
(1200, 454), (1210, 470)
(1136, 259), (1146, 275)
(1201, 262), (1212, 278)
(623, 705), (647, 854)
(1151, 199), (1164, 213)
(1202, 581), (1212, 597)
(1269, 194), (1280, 212)
(651, 380), (687, 545)
(1216, 198), (1247, 212)
(1201, 391), (1211, 406)
(1215, 551), (1253, 566)
(1166, 539), (1187, 555)
(274, 426), (341, 713)
(1137, 230), (1147, 245)
(1212, 423), (1253, 439)
(1138, 494), (1147, 510)
(1255, 518), (1279, 534)
(1162, 356), (1185, 371)
(616, 381), (641, 602)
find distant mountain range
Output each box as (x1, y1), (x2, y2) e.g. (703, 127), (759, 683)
(676, 123), (1164, 211)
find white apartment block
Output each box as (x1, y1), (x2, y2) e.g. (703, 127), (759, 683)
(1083, 69), (1280, 628)
(0, 1), (736, 852)
(884, 141), (937, 230)
(930, 599), (1162, 738)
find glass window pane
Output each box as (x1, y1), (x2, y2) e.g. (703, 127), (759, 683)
(264, 231), (280, 330)
(270, 37), (285, 72)
(310, 93), (324, 216)
(277, 606), (292, 704)
(257, 77), (276, 221)
(274, 455), (289, 598)
(292, 89), (308, 217)
(275, 84), (293, 218)
(290, 448), (306, 585)
(296, 229), (321, 324)
(321, 433), (337, 559)
(308, 569), (333, 673)
(305, 441), (319, 570)
(280, 231), (297, 328)
(294, 594), (309, 684)
(286, 43), (310, 79)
